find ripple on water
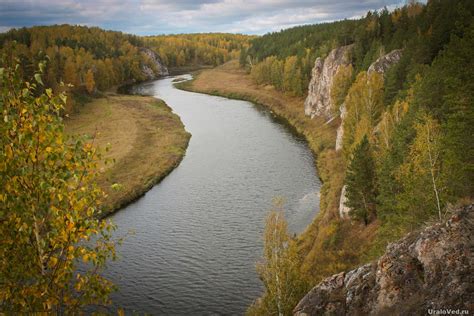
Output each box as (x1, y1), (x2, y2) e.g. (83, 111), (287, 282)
(103, 76), (321, 315)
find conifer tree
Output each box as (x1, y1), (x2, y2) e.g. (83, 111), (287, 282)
(345, 135), (377, 225)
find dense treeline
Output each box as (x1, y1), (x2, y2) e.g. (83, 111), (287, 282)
(372, 17), (474, 247)
(0, 25), (153, 97)
(249, 0), (474, 314)
(244, 0), (474, 98)
(246, 20), (357, 62)
(145, 33), (252, 67)
(243, 19), (358, 96)
(248, 53), (312, 96)
(0, 26), (252, 111)
(337, 0), (474, 244)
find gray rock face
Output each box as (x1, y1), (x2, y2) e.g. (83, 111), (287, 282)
(338, 184), (350, 219)
(304, 45), (353, 119)
(367, 49), (403, 75)
(335, 103), (346, 152)
(140, 47), (169, 80)
(294, 204), (474, 316)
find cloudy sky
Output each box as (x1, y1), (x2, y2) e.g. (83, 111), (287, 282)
(0, 0), (407, 35)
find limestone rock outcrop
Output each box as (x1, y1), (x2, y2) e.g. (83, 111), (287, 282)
(294, 204), (474, 316)
(334, 103), (346, 151)
(367, 49), (403, 75)
(338, 185), (350, 219)
(140, 47), (169, 80)
(304, 45), (353, 119)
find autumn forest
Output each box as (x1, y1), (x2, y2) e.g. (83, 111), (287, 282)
(1, 0), (473, 314)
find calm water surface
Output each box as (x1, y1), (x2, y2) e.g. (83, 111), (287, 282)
(104, 76), (321, 315)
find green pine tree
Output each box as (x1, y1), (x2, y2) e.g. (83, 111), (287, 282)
(345, 135), (377, 225)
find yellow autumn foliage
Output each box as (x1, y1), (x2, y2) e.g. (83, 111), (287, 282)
(0, 59), (116, 313)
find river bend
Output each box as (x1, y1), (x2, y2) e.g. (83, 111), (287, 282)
(104, 76), (321, 315)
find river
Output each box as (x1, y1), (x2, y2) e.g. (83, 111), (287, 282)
(103, 75), (321, 315)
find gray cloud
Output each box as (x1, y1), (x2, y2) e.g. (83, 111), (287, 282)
(0, 0), (406, 35)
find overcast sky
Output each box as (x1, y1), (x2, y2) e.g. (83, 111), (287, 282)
(0, 0), (408, 35)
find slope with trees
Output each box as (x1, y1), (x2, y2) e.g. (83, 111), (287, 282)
(237, 0), (474, 313)
(0, 25), (159, 111)
(145, 33), (253, 68)
(0, 26), (253, 112)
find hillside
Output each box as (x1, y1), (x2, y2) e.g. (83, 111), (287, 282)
(145, 33), (252, 68)
(294, 204), (473, 315)
(0, 25), (253, 112)
(0, 25), (168, 111)
(183, 0), (474, 314)
(1, 1), (472, 313)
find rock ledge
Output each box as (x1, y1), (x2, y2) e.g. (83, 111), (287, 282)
(294, 204), (474, 315)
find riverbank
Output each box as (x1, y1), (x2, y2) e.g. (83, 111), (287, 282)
(176, 60), (376, 291)
(65, 93), (191, 215)
(168, 65), (214, 75)
(100, 76), (321, 314)
(175, 60), (340, 220)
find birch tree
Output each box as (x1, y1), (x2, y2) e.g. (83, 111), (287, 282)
(396, 114), (446, 222)
(342, 71), (384, 158)
(250, 200), (307, 316)
(0, 60), (116, 313)
(85, 68), (95, 94)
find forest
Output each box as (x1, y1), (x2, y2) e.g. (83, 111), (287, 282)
(1, 0), (473, 313)
(0, 25), (250, 111)
(244, 0), (474, 314)
(244, 0), (473, 99)
(145, 33), (252, 67)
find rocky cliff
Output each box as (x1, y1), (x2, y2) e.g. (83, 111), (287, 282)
(304, 45), (353, 119)
(338, 185), (350, 219)
(294, 204), (474, 316)
(367, 49), (403, 75)
(334, 103), (346, 152)
(140, 47), (169, 80)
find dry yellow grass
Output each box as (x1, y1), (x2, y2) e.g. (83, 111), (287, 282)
(65, 93), (190, 214)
